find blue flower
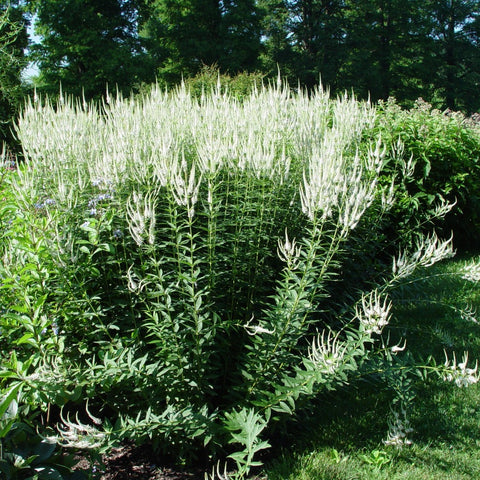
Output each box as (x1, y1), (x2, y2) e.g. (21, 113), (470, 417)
(92, 178), (104, 187)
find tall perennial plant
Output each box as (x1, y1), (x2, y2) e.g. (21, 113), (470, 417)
(1, 83), (477, 478)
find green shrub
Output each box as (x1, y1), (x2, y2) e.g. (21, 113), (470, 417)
(375, 98), (480, 250)
(1, 85), (475, 478)
(182, 64), (265, 100)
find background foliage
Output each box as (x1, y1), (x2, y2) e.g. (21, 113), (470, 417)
(8, 0), (479, 112)
(0, 3), (28, 151)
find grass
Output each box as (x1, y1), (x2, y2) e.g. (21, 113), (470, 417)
(264, 253), (480, 479)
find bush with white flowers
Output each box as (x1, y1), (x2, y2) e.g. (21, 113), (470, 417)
(1, 83), (478, 478)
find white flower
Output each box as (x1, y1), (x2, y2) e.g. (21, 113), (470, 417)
(171, 158), (201, 220)
(384, 407), (413, 447)
(443, 351), (479, 387)
(309, 330), (347, 375)
(393, 232), (454, 279)
(391, 339), (407, 354)
(244, 315), (275, 336)
(126, 190), (157, 245)
(46, 407), (105, 449)
(461, 260), (480, 282)
(126, 265), (148, 293)
(277, 229), (301, 268)
(356, 289), (392, 335)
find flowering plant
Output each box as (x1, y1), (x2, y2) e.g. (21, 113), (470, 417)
(1, 84), (478, 478)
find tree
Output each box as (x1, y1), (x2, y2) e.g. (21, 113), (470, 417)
(29, 0), (154, 99)
(0, 3), (28, 150)
(257, 0), (297, 80)
(287, 0), (347, 89)
(340, 0), (436, 103)
(259, 0), (480, 112)
(428, 0), (480, 112)
(220, 0), (262, 72)
(142, 0), (262, 83)
(258, 0), (348, 88)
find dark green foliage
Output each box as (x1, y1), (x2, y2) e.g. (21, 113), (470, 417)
(341, 0), (435, 103)
(258, 0), (480, 111)
(0, 4), (28, 151)
(141, 0), (262, 83)
(427, 0), (480, 112)
(19, 0), (480, 112)
(0, 421), (85, 480)
(376, 98), (480, 250)
(182, 65), (264, 100)
(29, 0), (154, 99)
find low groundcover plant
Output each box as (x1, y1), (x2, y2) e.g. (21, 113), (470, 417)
(1, 82), (478, 479)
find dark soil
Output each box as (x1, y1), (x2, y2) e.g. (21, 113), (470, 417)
(75, 443), (205, 480)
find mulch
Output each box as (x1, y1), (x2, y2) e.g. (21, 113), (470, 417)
(74, 443), (205, 480)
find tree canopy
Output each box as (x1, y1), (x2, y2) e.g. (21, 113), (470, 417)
(0, 2), (28, 149)
(15, 0), (480, 111)
(29, 0), (154, 98)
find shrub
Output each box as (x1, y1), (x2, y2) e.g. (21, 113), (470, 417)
(374, 98), (480, 250)
(182, 64), (264, 100)
(1, 85), (475, 478)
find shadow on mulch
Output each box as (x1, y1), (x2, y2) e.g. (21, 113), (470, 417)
(75, 443), (205, 480)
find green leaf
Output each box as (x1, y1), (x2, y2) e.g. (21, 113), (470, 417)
(31, 465), (64, 480)
(0, 383), (21, 420)
(228, 451), (247, 464)
(16, 333), (36, 346)
(33, 440), (57, 463)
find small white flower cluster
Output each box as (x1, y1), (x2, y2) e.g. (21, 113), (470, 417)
(126, 264), (148, 293)
(356, 289), (392, 335)
(126, 190), (157, 246)
(171, 160), (201, 220)
(393, 232), (454, 279)
(243, 315), (275, 336)
(309, 330), (347, 375)
(443, 351), (479, 387)
(277, 229), (301, 269)
(205, 462), (232, 480)
(384, 407), (413, 447)
(460, 260), (480, 282)
(381, 178), (396, 211)
(460, 305), (478, 324)
(432, 196), (457, 218)
(45, 406), (105, 450)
